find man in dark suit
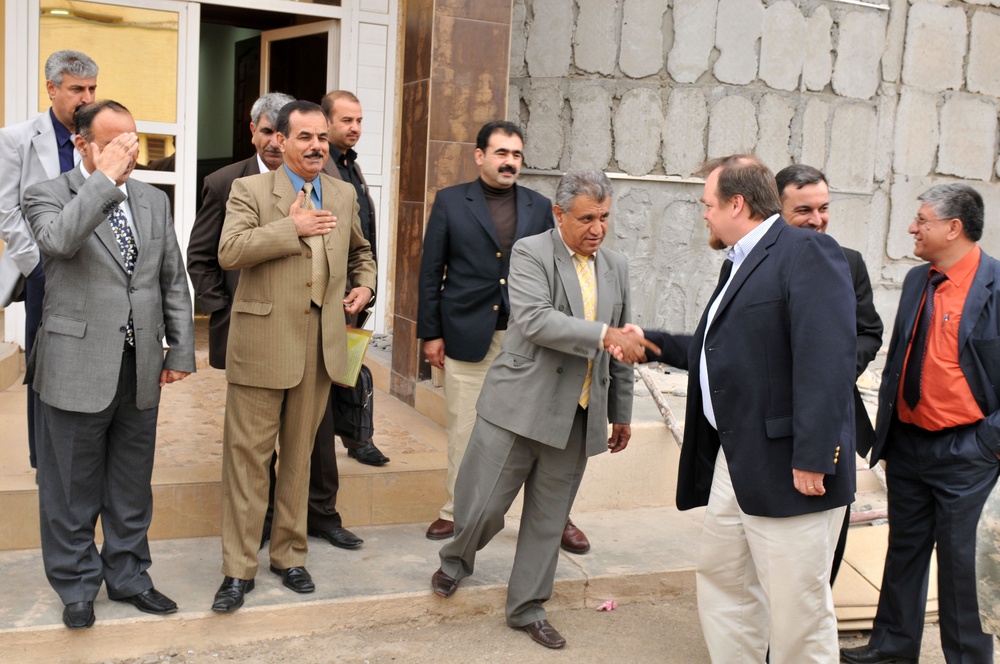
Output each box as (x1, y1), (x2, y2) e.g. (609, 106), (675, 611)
(841, 184), (1000, 664)
(643, 155), (857, 662)
(775, 164), (883, 584)
(430, 170), (654, 648)
(23, 100), (195, 630)
(417, 121), (589, 554)
(0, 50), (98, 469)
(187, 93), (365, 553)
(319, 89), (389, 467)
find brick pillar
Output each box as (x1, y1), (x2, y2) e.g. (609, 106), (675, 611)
(391, 0), (514, 404)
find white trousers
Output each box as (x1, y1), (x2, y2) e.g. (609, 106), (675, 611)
(697, 449), (845, 664)
(439, 330), (505, 521)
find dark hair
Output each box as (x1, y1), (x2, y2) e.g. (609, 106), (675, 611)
(918, 183), (985, 242)
(321, 90), (360, 119)
(475, 121), (524, 151)
(74, 100), (130, 141)
(275, 100), (325, 136)
(698, 155), (781, 220)
(775, 164), (827, 198)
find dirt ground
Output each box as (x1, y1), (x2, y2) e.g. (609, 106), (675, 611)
(108, 596), (972, 664)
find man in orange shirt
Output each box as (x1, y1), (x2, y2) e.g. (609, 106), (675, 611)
(842, 184), (1000, 664)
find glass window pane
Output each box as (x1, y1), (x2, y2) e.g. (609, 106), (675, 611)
(39, 1), (178, 123)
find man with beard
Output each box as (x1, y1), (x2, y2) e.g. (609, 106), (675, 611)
(0, 50), (98, 470)
(641, 155), (857, 662)
(417, 121), (592, 555)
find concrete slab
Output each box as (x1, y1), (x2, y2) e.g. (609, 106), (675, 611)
(0, 506), (703, 664)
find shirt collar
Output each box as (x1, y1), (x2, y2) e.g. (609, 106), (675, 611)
(940, 244), (981, 288)
(727, 214), (778, 267)
(79, 161), (129, 199)
(558, 230), (595, 262)
(49, 107), (73, 145)
(255, 153), (269, 174)
(282, 164), (322, 207)
(330, 145), (357, 167)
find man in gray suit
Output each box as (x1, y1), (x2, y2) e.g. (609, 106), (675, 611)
(430, 170), (654, 649)
(23, 100), (195, 630)
(0, 50), (98, 469)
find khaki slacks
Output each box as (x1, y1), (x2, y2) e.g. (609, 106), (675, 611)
(221, 308), (331, 579)
(439, 330), (505, 521)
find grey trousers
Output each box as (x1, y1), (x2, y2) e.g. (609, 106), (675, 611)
(439, 408), (588, 626)
(36, 348), (159, 604)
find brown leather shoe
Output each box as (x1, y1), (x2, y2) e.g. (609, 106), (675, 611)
(520, 619), (566, 649)
(561, 519), (590, 554)
(426, 518), (454, 540)
(431, 568), (459, 597)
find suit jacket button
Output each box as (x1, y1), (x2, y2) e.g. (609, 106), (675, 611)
(492, 305), (499, 311)
(556, 367), (563, 373)
(306, 281), (313, 287)
(306, 251), (313, 258)
(500, 279), (506, 285)
(305, 309), (312, 314)
(120, 326), (126, 332)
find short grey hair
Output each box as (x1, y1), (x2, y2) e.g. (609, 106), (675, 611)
(250, 92), (295, 127)
(45, 50), (98, 86)
(918, 183), (984, 242)
(554, 169), (613, 211)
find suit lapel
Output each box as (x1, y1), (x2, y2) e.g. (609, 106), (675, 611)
(66, 168), (125, 272)
(320, 174), (347, 253)
(897, 267), (929, 350)
(127, 184), (153, 272)
(513, 184), (534, 242)
(960, 259), (994, 353)
(466, 182), (501, 250)
(595, 250), (614, 323)
(553, 232), (586, 319)
(31, 113), (61, 181)
(711, 221), (781, 322)
(272, 168), (298, 218)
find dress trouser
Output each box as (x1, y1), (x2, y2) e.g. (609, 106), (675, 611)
(25, 261), (44, 468)
(870, 422), (998, 663)
(439, 330), (505, 522)
(221, 308), (331, 579)
(697, 449), (845, 664)
(36, 347), (158, 604)
(439, 408), (588, 626)
(264, 390), (344, 534)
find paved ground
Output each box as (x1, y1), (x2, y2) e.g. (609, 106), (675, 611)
(106, 597), (969, 664)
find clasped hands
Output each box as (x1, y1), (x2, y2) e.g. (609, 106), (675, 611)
(605, 323), (660, 364)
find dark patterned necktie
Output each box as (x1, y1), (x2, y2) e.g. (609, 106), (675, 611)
(902, 271), (947, 409)
(109, 204), (137, 347)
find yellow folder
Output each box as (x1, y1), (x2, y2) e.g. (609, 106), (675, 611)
(331, 327), (373, 388)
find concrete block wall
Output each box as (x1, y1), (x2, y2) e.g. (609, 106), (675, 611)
(508, 0), (1000, 333)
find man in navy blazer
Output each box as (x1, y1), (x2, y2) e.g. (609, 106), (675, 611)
(643, 155), (857, 662)
(842, 184), (1000, 664)
(418, 121), (589, 552)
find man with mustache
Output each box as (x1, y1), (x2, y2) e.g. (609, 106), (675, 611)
(23, 99), (195, 629)
(188, 91), (294, 370)
(0, 50), (98, 471)
(417, 121), (592, 555)
(211, 100), (375, 612)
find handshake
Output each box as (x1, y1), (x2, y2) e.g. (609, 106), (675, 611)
(604, 324), (660, 364)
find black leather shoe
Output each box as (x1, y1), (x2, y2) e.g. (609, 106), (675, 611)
(520, 619), (566, 649)
(269, 565), (315, 593)
(308, 526), (363, 549)
(431, 568), (459, 598)
(211, 577), (254, 612)
(62, 601), (95, 630)
(840, 644), (916, 663)
(113, 587), (177, 615)
(347, 442), (390, 466)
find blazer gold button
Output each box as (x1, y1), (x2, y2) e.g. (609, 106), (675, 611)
(496, 252), (502, 258)
(493, 305), (499, 311)
(500, 279), (506, 285)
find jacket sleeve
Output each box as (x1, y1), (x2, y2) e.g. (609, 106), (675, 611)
(218, 177), (302, 270)
(0, 127), (41, 276)
(852, 251), (883, 378)
(187, 173), (231, 314)
(416, 194), (450, 340)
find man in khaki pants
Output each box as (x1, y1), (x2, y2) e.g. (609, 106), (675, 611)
(210, 100), (375, 613)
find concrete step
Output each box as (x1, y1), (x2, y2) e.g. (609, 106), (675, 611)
(0, 506), (704, 664)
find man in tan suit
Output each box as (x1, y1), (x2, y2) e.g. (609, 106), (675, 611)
(210, 100), (376, 612)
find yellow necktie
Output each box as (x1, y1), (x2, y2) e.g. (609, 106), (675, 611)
(302, 182), (329, 307)
(575, 253), (596, 408)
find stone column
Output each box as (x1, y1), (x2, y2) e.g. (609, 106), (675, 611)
(391, 0), (514, 404)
